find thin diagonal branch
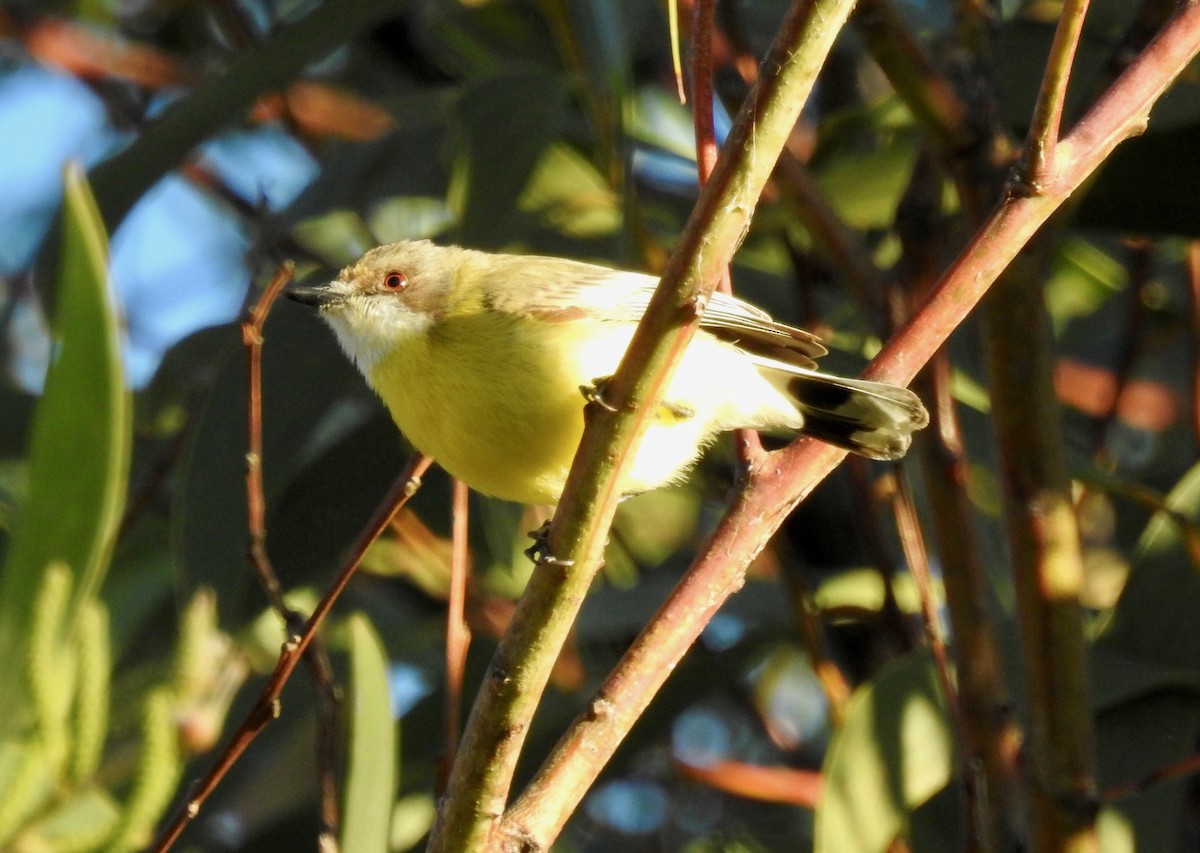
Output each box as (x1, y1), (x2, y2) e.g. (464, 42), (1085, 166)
(151, 452), (432, 853)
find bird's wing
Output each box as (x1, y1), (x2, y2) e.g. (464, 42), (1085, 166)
(482, 255), (827, 369)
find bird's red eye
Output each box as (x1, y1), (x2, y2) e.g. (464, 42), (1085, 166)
(384, 271), (407, 290)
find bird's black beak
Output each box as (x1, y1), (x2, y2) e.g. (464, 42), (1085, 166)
(285, 283), (345, 308)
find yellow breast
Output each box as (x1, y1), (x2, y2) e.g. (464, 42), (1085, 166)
(367, 312), (782, 504)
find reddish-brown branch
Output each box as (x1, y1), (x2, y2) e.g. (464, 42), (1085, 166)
(1102, 750), (1200, 802)
(499, 11), (1200, 843)
(889, 473), (956, 715)
(1187, 241), (1200, 446)
(444, 479), (472, 784)
(691, 0), (763, 467)
(151, 453), (432, 853)
(239, 263), (343, 847)
(676, 758), (823, 807)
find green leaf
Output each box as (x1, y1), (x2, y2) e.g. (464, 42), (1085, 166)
(20, 786), (121, 852)
(517, 144), (621, 239)
(813, 126), (920, 231)
(0, 164), (129, 716)
(1091, 461), (1200, 848)
(341, 613), (397, 853)
(448, 70), (568, 248)
(87, 0), (410, 230)
(389, 793), (437, 852)
(1044, 237), (1127, 332)
(815, 650), (956, 852)
(368, 196), (457, 244)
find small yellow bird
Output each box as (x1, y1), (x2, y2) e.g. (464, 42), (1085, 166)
(287, 241), (928, 505)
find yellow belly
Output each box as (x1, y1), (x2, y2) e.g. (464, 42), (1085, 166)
(367, 312), (787, 504)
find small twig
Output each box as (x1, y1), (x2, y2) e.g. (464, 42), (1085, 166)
(444, 479), (472, 785)
(150, 453), (432, 853)
(888, 472), (957, 717)
(1093, 240), (1152, 455)
(1101, 748), (1200, 802)
(847, 458), (912, 650)
(778, 559), (852, 724)
(1186, 241), (1200, 447)
(239, 262), (343, 847)
(240, 262), (296, 616)
(1024, 0), (1092, 188)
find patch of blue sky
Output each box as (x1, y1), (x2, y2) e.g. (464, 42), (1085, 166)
(0, 64), (320, 388)
(199, 125), (319, 211)
(387, 662), (432, 719)
(631, 146), (700, 195)
(0, 65), (127, 274)
(109, 174), (252, 386)
(110, 126), (317, 385)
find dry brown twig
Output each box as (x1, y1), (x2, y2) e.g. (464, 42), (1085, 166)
(240, 263), (343, 850)
(152, 278), (434, 853)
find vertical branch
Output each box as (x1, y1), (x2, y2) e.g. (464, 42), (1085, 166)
(242, 263), (296, 617)
(444, 479), (472, 781)
(978, 7), (1111, 849)
(888, 472), (956, 716)
(846, 458), (912, 649)
(917, 353), (1023, 852)
(1186, 241), (1200, 446)
(983, 244), (1099, 851)
(1025, 0), (1093, 186)
(240, 263), (342, 849)
(897, 146), (1020, 852)
(691, 0), (764, 466)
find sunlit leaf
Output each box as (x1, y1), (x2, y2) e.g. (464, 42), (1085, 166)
(389, 793), (437, 852)
(0, 163), (129, 712)
(341, 613), (397, 853)
(1045, 237), (1127, 332)
(1091, 461), (1200, 848)
(815, 651), (956, 852)
(518, 144), (621, 239)
(368, 196), (457, 244)
(448, 70), (567, 248)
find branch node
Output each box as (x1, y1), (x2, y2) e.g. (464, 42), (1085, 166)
(524, 526), (576, 569)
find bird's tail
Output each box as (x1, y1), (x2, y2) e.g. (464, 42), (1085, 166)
(769, 367), (930, 461)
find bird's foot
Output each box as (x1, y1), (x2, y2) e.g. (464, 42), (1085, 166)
(524, 521), (575, 568)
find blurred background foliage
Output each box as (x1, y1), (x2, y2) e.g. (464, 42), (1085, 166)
(0, 0), (1199, 850)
